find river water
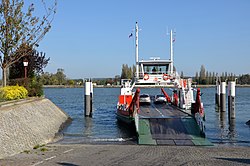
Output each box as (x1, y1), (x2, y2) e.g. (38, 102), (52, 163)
(44, 87), (250, 146)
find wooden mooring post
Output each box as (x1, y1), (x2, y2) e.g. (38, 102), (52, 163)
(84, 80), (93, 117)
(228, 81), (236, 119)
(220, 82), (226, 112)
(215, 79), (220, 107)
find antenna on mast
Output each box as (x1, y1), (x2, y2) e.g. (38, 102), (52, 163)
(135, 22), (139, 80)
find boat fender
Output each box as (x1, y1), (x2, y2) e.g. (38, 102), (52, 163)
(163, 74), (169, 81)
(144, 74), (149, 80)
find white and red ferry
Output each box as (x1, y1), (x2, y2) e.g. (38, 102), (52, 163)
(116, 22), (206, 138)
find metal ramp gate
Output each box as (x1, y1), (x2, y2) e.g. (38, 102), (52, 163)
(135, 104), (212, 146)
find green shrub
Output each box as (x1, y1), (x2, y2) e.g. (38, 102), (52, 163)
(0, 85), (28, 100)
(9, 77), (44, 97)
(28, 78), (44, 97)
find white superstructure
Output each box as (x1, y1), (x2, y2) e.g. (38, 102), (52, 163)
(134, 22), (177, 85)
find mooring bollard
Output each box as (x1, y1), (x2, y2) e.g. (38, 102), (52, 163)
(220, 82), (226, 112)
(228, 81), (236, 119)
(84, 80), (93, 117)
(215, 81), (220, 107)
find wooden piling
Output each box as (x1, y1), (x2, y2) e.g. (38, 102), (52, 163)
(84, 81), (93, 117)
(220, 82), (226, 112)
(215, 81), (220, 107)
(228, 81), (236, 119)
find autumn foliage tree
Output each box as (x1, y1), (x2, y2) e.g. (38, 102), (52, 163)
(9, 44), (50, 79)
(0, 0), (57, 86)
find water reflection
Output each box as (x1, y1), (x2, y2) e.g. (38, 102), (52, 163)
(214, 110), (227, 143)
(116, 121), (137, 139)
(215, 105), (220, 112)
(219, 111), (226, 129)
(228, 118), (236, 142)
(215, 108), (237, 144)
(83, 117), (93, 138)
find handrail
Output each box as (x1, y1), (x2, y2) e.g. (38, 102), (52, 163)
(128, 88), (140, 115)
(193, 88), (205, 117)
(161, 88), (171, 103)
(194, 88), (201, 114)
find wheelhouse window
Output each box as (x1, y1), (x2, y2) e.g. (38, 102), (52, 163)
(143, 64), (169, 74)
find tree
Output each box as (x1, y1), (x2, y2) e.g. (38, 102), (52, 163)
(225, 72), (228, 80)
(212, 72), (215, 85)
(180, 71), (184, 78)
(208, 72), (212, 85)
(132, 65), (136, 78)
(221, 72), (225, 82)
(199, 65), (206, 84)
(205, 71), (209, 85)
(238, 74), (250, 85)
(9, 44), (50, 79)
(114, 75), (120, 85)
(39, 72), (52, 85)
(55, 68), (66, 85)
(121, 64), (127, 79)
(121, 64), (133, 79)
(0, 0), (57, 86)
(194, 72), (199, 84)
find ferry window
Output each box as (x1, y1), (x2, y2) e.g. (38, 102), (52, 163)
(143, 65), (169, 74)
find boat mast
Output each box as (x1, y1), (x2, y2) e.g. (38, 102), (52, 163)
(170, 29), (174, 75)
(135, 22), (139, 79)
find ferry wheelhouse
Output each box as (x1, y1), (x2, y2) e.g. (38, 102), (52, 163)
(136, 57), (175, 85)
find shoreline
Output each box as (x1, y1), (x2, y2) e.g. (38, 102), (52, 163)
(43, 84), (250, 88)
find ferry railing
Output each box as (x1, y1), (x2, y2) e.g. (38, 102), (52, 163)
(136, 71), (178, 79)
(161, 88), (171, 103)
(128, 88), (140, 116)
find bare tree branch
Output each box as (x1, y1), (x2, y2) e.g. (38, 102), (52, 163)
(0, 0), (57, 86)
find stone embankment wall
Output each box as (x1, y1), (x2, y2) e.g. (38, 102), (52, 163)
(0, 98), (70, 159)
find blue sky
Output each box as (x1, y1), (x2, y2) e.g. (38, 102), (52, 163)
(27, 0), (250, 78)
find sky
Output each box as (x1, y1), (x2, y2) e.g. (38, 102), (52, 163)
(7, 0), (250, 79)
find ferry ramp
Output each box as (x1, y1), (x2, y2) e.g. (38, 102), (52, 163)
(135, 103), (212, 146)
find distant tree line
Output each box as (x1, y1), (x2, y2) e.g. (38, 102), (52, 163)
(192, 65), (235, 85)
(93, 75), (120, 86)
(24, 64), (249, 87)
(39, 69), (83, 86)
(185, 64), (249, 85)
(119, 64), (250, 85)
(237, 74), (250, 85)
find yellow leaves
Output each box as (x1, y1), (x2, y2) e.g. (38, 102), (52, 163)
(0, 85), (28, 100)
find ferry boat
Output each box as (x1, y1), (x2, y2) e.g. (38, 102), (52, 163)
(116, 79), (136, 124)
(116, 22), (207, 144)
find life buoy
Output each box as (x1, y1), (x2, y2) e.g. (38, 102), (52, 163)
(183, 80), (187, 88)
(144, 74), (149, 80)
(163, 74), (169, 81)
